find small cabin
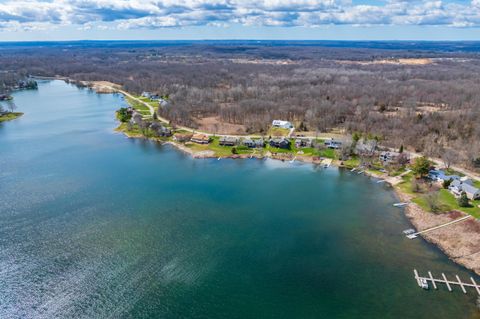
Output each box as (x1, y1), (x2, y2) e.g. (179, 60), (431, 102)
(219, 136), (238, 146)
(270, 138), (291, 149)
(325, 140), (342, 149)
(173, 133), (193, 143)
(191, 133), (210, 144)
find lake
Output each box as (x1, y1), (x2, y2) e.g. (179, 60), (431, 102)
(0, 80), (479, 318)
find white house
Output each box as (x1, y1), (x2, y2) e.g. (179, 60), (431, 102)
(449, 180), (480, 200)
(272, 120), (293, 129)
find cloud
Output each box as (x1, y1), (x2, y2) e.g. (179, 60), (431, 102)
(0, 0), (479, 31)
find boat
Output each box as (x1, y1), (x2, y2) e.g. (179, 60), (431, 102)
(351, 168), (356, 172)
(407, 234), (418, 239)
(393, 202), (408, 207)
(217, 157), (221, 160)
(376, 180), (385, 183)
(403, 229), (416, 235)
(419, 278), (429, 290)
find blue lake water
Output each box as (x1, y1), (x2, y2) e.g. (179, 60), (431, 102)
(0, 80), (479, 318)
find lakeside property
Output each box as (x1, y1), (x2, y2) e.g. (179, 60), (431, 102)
(110, 84), (480, 277)
(2, 79), (479, 318)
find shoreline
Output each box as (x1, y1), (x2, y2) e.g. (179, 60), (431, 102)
(117, 126), (480, 276)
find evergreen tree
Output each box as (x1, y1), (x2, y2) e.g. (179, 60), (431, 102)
(458, 192), (469, 207)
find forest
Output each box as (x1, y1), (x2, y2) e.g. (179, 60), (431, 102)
(1, 41), (479, 169)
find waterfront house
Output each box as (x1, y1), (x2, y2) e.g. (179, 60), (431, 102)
(379, 151), (402, 164)
(173, 133), (193, 143)
(243, 138), (265, 148)
(131, 113), (143, 125)
(270, 138), (290, 149)
(449, 180), (480, 200)
(460, 176), (474, 185)
(219, 136), (238, 146)
(158, 98), (169, 107)
(295, 138), (311, 148)
(141, 92), (151, 98)
(150, 122), (172, 137)
(191, 133), (210, 144)
(272, 120), (293, 129)
(0, 94), (11, 101)
(325, 139), (342, 149)
(428, 169), (460, 183)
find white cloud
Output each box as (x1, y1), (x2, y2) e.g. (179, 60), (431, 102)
(0, 0), (479, 31)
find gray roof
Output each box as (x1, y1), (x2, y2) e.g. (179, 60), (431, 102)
(462, 183), (479, 195)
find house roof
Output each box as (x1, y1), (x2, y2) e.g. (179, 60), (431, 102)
(450, 180), (479, 194)
(192, 133), (209, 140)
(220, 136), (238, 142)
(462, 183), (480, 195)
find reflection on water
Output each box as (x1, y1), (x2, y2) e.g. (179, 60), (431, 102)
(0, 80), (479, 319)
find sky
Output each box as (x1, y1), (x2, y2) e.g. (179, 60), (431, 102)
(0, 0), (479, 41)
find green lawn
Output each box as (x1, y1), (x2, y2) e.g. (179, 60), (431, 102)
(126, 97), (151, 113)
(0, 112), (23, 122)
(396, 173), (480, 218)
(342, 156), (360, 168)
(412, 189), (480, 218)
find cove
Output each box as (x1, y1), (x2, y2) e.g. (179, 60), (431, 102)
(0, 80), (479, 318)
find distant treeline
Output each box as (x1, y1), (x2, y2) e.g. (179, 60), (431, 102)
(1, 42), (479, 169)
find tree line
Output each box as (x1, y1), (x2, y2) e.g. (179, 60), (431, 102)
(0, 43), (479, 169)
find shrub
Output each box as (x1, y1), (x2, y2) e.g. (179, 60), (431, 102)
(425, 192), (441, 213)
(116, 107), (131, 122)
(411, 179), (421, 193)
(442, 179), (452, 189)
(458, 192), (469, 207)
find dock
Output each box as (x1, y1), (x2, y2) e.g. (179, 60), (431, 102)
(414, 269), (480, 295)
(406, 215), (471, 239)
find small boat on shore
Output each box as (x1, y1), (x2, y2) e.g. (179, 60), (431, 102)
(393, 202), (408, 207)
(376, 180), (385, 183)
(351, 168), (356, 172)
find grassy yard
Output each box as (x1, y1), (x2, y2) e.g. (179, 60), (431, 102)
(0, 112), (23, 122)
(396, 173), (480, 218)
(126, 97), (151, 113)
(342, 156), (360, 168)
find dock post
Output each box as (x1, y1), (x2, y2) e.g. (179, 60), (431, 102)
(414, 269), (421, 286)
(456, 275), (467, 294)
(442, 273), (452, 292)
(428, 271), (437, 289)
(471, 278), (480, 295)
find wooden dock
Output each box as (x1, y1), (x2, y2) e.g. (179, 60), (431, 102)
(414, 269), (480, 295)
(406, 215), (471, 239)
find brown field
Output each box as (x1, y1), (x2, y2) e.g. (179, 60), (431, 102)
(196, 116), (247, 135)
(338, 58), (433, 66)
